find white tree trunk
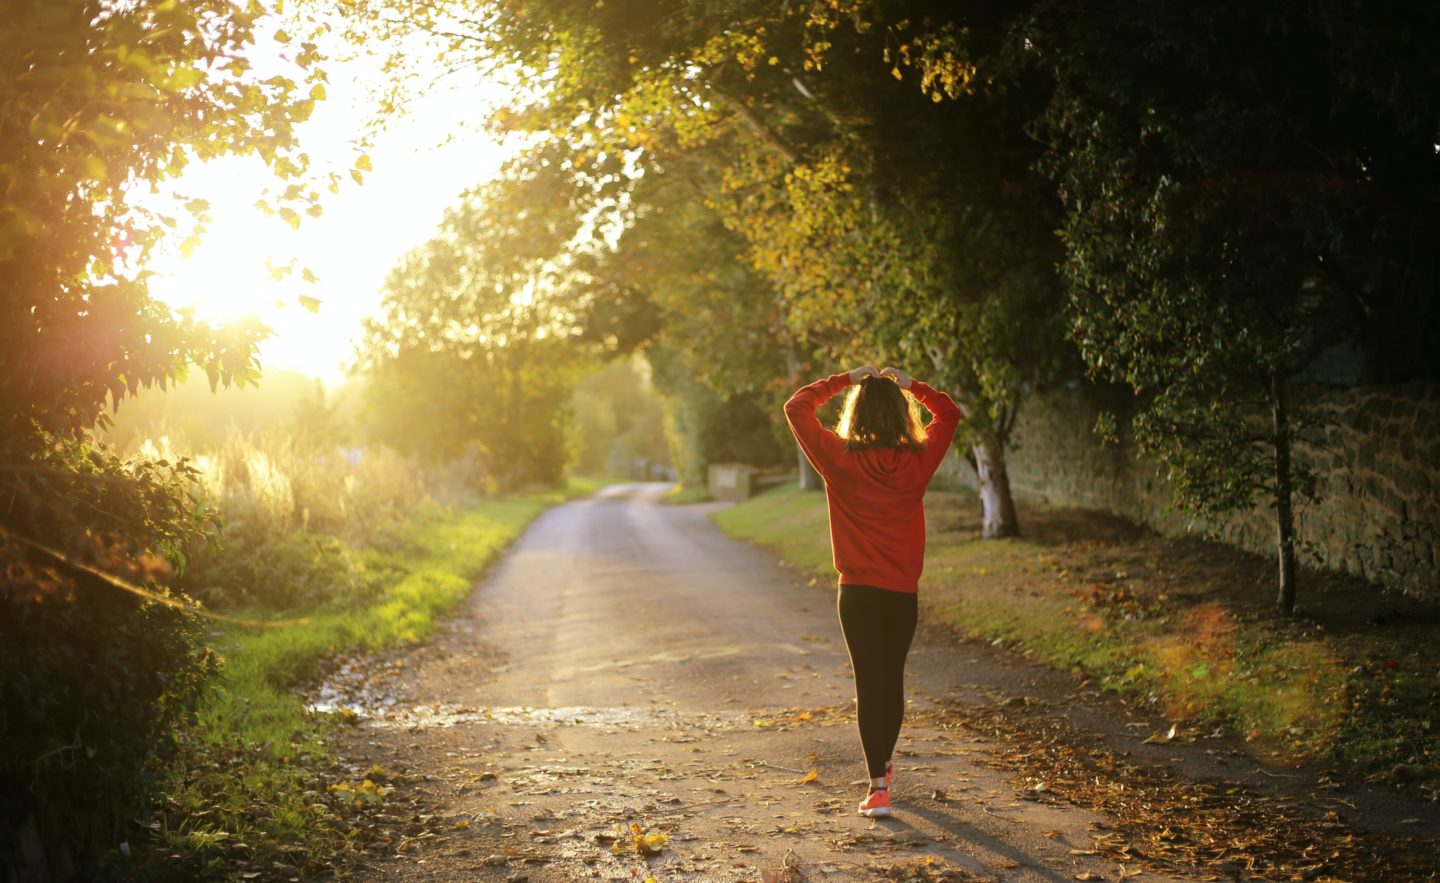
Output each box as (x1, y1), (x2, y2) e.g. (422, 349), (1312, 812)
(797, 444), (823, 490)
(1272, 376), (1297, 614)
(785, 346), (824, 490)
(972, 439), (1020, 538)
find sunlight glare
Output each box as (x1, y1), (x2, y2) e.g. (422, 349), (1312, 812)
(143, 16), (518, 386)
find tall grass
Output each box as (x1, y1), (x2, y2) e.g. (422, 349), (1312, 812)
(132, 429), (486, 610)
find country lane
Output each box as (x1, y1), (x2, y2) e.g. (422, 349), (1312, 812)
(335, 483), (1198, 882)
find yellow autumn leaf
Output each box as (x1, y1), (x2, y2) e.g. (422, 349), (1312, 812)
(797, 769), (818, 784)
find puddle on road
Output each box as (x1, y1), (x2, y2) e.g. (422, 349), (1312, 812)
(306, 655), (405, 717)
(338, 702), (755, 731)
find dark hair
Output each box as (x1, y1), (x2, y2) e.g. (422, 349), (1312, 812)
(835, 376), (927, 451)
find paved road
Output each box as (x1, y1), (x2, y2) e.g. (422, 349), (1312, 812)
(335, 483), (1435, 882)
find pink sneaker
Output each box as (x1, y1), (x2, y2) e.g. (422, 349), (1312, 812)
(858, 789), (891, 818)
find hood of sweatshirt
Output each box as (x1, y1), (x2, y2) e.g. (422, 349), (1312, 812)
(854, 446), (923, 489)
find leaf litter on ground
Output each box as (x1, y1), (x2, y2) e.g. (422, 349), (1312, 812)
(908, 701), (1439, 881)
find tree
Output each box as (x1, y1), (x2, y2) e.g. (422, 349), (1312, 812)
(355, 151), (590, 489)
(1025, 0), (1440, 611)
(695, 8), (1071, 534)
(1, 0), (332, 865)
(569, 357), (670, 479)
(591, 165), (801, 486)
(332, 0), (1074, 535)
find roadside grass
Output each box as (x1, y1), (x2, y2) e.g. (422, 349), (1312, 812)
(713, 483), (1440, 796)
(147, 480), (599, 878)
(661, 483), (713, 504)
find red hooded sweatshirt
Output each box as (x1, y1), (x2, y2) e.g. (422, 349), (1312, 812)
(783, 373), (962, 594)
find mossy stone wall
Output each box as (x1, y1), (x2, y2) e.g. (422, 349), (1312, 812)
(937, 382), (1439, 601)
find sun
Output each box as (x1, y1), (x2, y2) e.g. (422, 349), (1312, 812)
(139, 36), (518, 385)
(147, 167), (298, 324)
(142, 154), (351, 381)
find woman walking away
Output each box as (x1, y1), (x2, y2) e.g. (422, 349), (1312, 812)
(783, 365), (962, 818)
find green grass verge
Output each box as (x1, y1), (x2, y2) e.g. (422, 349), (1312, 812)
(661, 483), (713, 505)
(149, 479), (599, 877)
(713, 483), (1439, 794)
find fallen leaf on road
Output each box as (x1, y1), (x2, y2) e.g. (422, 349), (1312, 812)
(1075, 873), (1105, 881)
(610, 821), (669, 857)
(1142, 723), (1179, 745)
(1141, 723), (1196, 745)
(798, 770), (819, 784)
(761, 849), (806, 883)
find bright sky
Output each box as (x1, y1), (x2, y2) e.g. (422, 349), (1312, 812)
(146, 21), (513, 386)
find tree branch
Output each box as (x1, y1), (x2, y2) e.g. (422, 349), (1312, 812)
(707, 83), (804, 165)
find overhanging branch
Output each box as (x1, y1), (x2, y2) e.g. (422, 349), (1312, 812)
(708, 83), (804, 165)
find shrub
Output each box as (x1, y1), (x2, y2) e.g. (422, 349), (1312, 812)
(0, 436), (217, 876)
(0, 578), (215, 877)
(180, 529), (395, 611)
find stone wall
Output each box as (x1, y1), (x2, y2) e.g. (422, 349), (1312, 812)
(937, 382), (1440, 601)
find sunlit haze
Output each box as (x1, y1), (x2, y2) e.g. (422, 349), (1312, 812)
(145, 26), (514, 386)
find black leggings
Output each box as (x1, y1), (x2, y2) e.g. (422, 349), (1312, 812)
(837, 584), (918, 780)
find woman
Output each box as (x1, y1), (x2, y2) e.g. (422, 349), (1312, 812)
(783, 364), (962, 818)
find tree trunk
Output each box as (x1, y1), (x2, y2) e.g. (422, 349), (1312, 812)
(1272, 376), (1298, 614)
(784, 345), (824, 490)
(797, 443), (823, 490)
(972, 439), (1020, 538)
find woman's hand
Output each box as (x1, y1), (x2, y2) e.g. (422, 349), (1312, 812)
(848, 365), (879, 383)
(879, 366), (913, 389)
